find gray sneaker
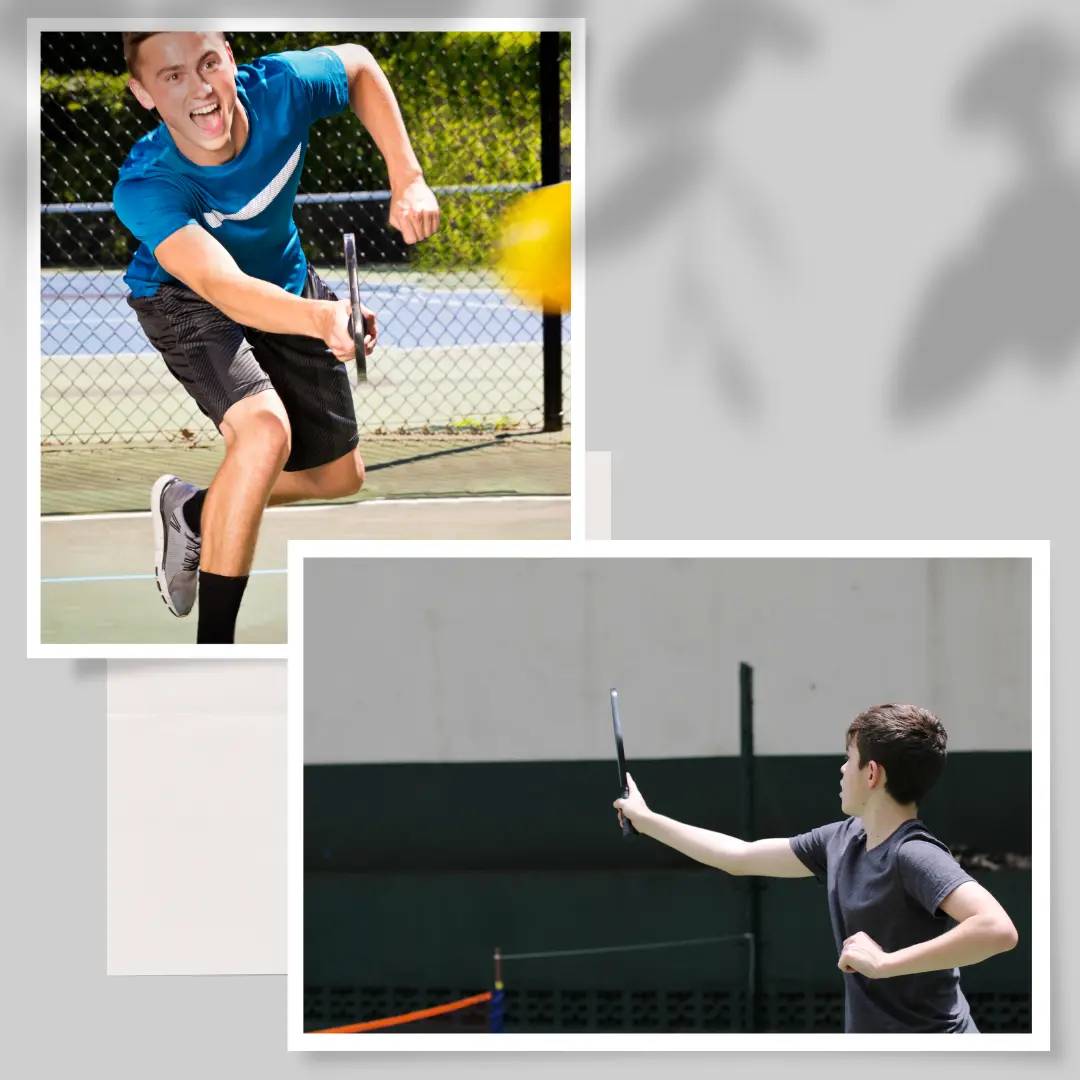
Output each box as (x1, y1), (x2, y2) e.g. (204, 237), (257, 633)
(151, 474), (202, 618)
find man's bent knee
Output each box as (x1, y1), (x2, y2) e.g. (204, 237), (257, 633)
(221, 391), (292, 466)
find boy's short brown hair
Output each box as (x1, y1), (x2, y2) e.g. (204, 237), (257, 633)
(121, 32), (161, 79)
(121, 31), (228, 79)
(845, 704), (948, 807)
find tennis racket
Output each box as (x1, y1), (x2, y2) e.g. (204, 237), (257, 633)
(343, 232), (368, 385)
(610, 688), (638, 838)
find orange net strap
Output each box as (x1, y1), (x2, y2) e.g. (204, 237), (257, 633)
(311, 991), (494, 1034)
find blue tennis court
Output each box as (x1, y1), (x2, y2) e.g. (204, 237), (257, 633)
(40, 268), (572, 357)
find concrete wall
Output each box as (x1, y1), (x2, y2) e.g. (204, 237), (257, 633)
(304, 556), (1032, 762)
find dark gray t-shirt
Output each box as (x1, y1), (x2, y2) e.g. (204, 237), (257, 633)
(789, 816), (978, 1033)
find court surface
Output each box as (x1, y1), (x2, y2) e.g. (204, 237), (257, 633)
(39, 266), (572, 646)
(40, 495), (569, 646)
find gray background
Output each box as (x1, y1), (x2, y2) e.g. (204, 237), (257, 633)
(9, 0), (1073, 1074)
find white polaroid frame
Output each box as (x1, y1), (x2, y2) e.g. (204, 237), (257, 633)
(286, 538), (1049, 1052)
(28, 17), (585, 658)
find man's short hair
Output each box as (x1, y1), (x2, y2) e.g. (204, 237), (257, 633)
(845, 704), (948, 806)
(122, 31), (228, 79)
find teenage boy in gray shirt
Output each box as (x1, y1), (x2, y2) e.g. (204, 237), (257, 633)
(613, 704), (1019, 1033)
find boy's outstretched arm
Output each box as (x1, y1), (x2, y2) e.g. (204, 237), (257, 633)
(838, 880), (1018, 979)
(614, 773), (813, 878)
(327, 44), (440, 244)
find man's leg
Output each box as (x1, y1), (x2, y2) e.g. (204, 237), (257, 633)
(129, 284), (278, 634)
(247, 264), (366, 510)
(265, 446), (366, 506)
(196, 390), (292, 644)
(176, 261), (364, 639)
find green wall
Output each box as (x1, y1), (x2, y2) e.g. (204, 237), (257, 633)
(304, 752), (1032, 1008)
(305, 751), (1031, 873)
(304, 869), (1030, 992)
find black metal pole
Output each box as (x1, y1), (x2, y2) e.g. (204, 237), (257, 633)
(539, 30), (563, 433)
(739, 662), (762, 1032)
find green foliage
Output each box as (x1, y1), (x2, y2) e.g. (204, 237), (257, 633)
(40, 31), (571, 269)
(40, 70), (155, 203)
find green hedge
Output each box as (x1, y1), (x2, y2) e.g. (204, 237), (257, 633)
(40, 31), (570, 270)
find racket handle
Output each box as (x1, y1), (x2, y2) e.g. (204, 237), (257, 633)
(343, 232), (368, 385)
(620, 790), (639, 838)
(346, 311), (369, 346)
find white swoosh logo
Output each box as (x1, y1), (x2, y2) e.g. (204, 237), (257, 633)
(203, 142), (303, 229)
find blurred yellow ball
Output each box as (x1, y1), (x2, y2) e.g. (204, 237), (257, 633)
(496, 181), (571, 314)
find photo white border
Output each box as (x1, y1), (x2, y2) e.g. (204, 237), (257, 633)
(286, 538), (1050, 1052)
(28, 16), (585, 659)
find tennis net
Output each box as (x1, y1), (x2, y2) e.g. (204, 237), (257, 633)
(305, 933), (756, 1034)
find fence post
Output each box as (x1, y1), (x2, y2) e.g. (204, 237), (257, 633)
(539, 30), (563, 433)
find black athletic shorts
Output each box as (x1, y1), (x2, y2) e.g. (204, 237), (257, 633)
(127, 265), (359, 473)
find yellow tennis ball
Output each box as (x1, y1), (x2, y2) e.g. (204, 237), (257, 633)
(496, 181), (571, 314)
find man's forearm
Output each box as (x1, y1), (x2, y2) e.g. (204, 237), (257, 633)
(634, 810), (749, 874)
(885, 915), (1017, 977)
(346, 47), (424, 189)
(202, 271), (331, 338)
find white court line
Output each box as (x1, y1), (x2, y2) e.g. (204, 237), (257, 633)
(41, 494), (570, 524)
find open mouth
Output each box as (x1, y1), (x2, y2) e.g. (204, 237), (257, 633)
(190, 102), (223, 136)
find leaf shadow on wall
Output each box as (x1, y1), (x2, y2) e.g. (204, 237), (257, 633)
(587, 0), (819, 421)
(889, 23), (1080, 423)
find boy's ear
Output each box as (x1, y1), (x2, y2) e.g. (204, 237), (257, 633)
(128, 77), (155, 111)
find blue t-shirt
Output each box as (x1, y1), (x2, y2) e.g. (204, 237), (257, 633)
(790, 816), (978, 1034)
(113, 48), (350, 298)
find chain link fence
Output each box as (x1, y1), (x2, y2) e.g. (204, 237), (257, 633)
(39, 30), (571, 511)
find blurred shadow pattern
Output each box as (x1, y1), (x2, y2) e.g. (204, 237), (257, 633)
(592, 0), (817, 419)
(595, 0), (814, 249)
(891, 23), (1080, 420)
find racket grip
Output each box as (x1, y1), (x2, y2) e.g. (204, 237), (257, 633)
(346, 311), (368, 343)
(343, 232), (368, 385)
(619, 792), (639, 838)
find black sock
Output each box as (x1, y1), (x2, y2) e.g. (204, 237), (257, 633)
(183, 489), (207, 534)
(197, 571), (249, 644)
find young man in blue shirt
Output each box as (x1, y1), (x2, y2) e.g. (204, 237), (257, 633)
(613, 704), (1020, 1033)
(114, 31), (440, 643)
